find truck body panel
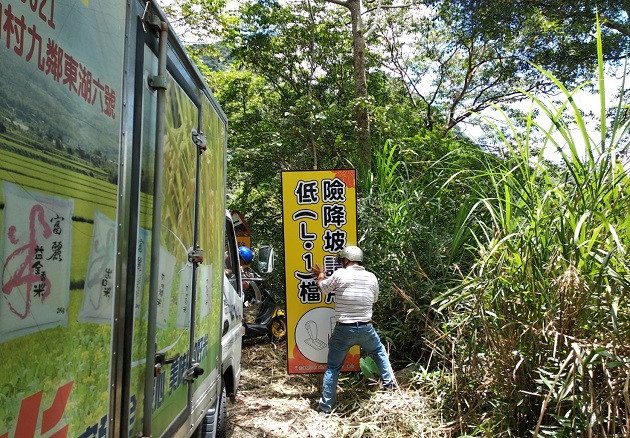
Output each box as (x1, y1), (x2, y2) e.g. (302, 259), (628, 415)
(0, 0), (241, 437)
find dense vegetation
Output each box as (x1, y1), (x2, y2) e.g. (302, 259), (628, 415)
(165, 1), (630, 435)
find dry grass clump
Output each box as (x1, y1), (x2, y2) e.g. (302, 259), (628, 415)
(227, 339), (448, 438)
(336, 385), (448, 437)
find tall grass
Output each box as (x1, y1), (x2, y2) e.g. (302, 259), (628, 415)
(359, 135), (490, 365)
(432, 20), (630, 436)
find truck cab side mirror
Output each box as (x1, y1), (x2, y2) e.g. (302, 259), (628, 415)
(257, 245), (274, 274)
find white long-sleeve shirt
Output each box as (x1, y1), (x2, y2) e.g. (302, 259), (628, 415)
(318, 265), (379, 324)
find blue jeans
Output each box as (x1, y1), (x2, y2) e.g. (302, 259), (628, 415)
(318, 324), (394, 412)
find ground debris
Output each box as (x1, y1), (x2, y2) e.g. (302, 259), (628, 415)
(227, 339), (449, 437)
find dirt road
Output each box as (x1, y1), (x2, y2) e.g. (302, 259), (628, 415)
(226, 339), (448, 438)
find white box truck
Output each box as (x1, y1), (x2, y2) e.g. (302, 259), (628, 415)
(0, 0), (250, 436)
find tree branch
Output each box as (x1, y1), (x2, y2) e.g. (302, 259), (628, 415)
(365, 4), (413, 14)
(601, 18), (630, 38)
(324, 0), (350, 7)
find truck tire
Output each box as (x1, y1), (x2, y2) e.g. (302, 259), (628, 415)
(216, 380), (227, 438)
(192, 380), (227, 438)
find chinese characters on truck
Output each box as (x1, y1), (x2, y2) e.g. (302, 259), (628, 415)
(1, 0), (117, 118)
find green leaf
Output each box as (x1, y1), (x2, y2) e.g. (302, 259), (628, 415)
(360, 356), (379, 380)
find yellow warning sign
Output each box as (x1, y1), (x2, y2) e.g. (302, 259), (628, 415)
(281, 169), (360, 374)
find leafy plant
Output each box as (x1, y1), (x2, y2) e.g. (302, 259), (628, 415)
(360, 356), (379, 380)
(432, 18), (630, 436)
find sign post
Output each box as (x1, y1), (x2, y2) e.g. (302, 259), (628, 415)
(281, 169), (360, 374)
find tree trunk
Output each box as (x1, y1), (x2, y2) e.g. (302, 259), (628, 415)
(325, 0), (371, 176)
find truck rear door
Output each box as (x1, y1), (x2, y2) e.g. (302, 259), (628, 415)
(126, 4), (228, 437)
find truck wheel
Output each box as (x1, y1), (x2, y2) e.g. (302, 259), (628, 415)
(216, 380), (227, 438)
(269, 315), (287, 342)
(191, 380), (227, 438)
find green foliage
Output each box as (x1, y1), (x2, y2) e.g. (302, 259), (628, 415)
(203, 1), (446, 300)
(424, 0), (629, 86)
(360, 356), (379, 380)
(221, 0), (366, 166)
(161, 0), (227, 43)
(357, 131), (494, 365)
(431, 21), (630, 436)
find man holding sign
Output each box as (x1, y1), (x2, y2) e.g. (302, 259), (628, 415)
(312, 245), (396, 414)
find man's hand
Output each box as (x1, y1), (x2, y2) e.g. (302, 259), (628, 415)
(311, 264), (327, 289)
(311, 264), (325, 278)
(311, 264), (327, 287)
